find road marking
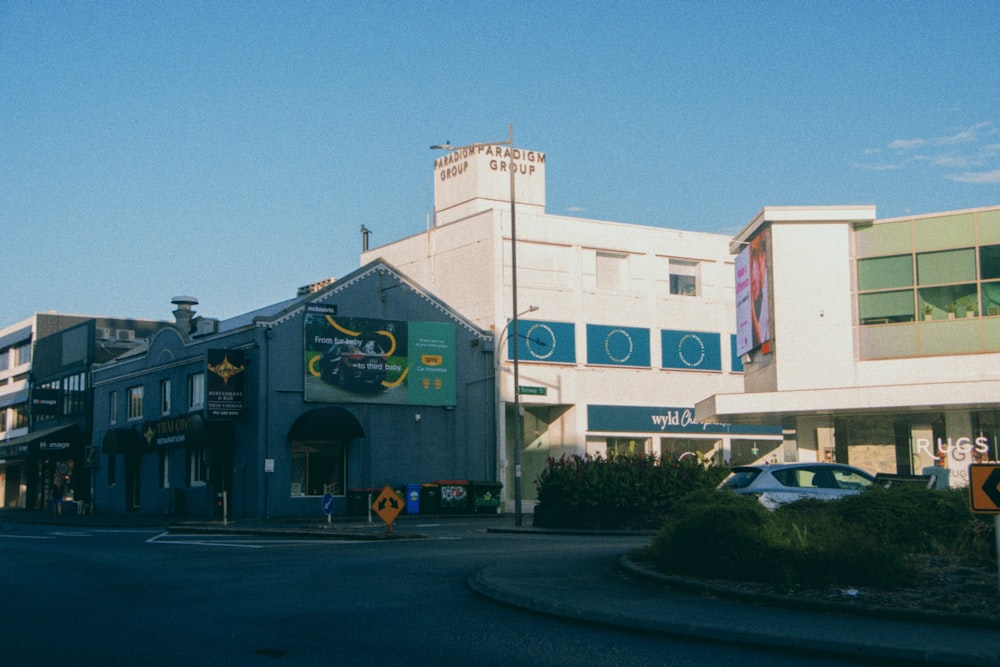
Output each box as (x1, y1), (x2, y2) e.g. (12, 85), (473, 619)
(51, 531), (94, 537)
(0, 534), (55, 540)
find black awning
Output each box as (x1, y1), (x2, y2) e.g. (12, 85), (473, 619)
(288, 406), (365, 442)
(2, 423), (83, 449)
(101, 428), (144, 455)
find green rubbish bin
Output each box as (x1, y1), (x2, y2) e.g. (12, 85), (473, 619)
(420, 484), (441, 515)
(434, 480), (471, 513)
(347, 488), (380, 516)
(471, 480), (503, 514)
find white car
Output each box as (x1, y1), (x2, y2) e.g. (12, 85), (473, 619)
(718, 462), (876, 510)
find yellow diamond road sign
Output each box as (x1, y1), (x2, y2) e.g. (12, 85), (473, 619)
(371, 485), (404, 526)
(969, 464), (1000, 513)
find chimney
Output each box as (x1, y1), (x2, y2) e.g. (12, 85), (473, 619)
(171, 296), (199, 334)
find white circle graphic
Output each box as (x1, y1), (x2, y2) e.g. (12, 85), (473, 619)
(605, 329), (633, 363)
(677, 333), (706, 367)
(525, 323), (556, 360)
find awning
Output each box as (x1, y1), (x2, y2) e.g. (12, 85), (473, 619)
(101, 428), (144, 455)
(288, 406), (365, 442)
(0, 424), (84, 459)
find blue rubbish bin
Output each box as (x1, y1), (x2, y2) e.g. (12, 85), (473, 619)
(405, 484), (422, 514)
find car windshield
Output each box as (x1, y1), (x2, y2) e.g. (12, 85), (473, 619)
(720, 468), (761, 489)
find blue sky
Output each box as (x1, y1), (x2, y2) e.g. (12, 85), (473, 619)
(3, 1), (998, 323)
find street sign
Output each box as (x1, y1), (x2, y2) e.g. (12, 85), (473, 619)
(371, 485), (403, 530)
(969, 464), (1000, 513)
(517, 385), (547, 396)
(321, 493), (335, 515)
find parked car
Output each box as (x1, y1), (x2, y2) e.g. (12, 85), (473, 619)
(718, 462), (876, 509)
(319, 340), (388, 391)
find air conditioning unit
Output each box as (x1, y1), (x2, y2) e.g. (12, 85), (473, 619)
(96, 327), (112, 340)
(116, 329), (136, 342)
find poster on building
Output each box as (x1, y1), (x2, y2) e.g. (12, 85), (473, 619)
(508, 319), (576, 364)
(303, 306), (456, 406)
(660, 330), (722, 371)
(735, 230), (771, 356)
(207, 349), (246, 419)
(585, 324), (651, 367)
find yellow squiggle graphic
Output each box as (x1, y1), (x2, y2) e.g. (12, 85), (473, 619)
(327, 316), (360, 337)
(382, 366), (409, 388)
(308, 354), (322, 377)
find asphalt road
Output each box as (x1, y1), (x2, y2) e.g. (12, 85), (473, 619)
(0, 520), (890, 666)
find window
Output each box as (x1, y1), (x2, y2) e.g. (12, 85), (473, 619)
(13, 341), (31, 366)
(107, 455), (117, 486)
(669, 259), (699, 296)
(12, 403), (28, 429)
(189, 447), (210, 486)
(188, 373), (205, 410)
(127, 386), (143, 421)
(0, 407), (7, 434)
(109, 390), (118, 424)
(596, 251), (629, 290)
(606, 437), (648, 456)
(291, 441), (345, 496)
(160, 379), (172, 415)
(159, 451), (169, 488)
(0, 348), (8, 372)
(62, 372), (86, 417)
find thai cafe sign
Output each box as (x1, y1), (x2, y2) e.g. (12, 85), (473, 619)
(206, 348), (246, 419)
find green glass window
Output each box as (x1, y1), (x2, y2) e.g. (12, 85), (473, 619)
(858, 255), (913, 291)
(980, 245), (1000, 281)
(859, 290), (914, 324)
(917, 248), (976, 285)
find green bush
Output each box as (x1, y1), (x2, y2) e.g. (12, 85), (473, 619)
(534, 453), (727, 528)
(644, 485), (995, 591)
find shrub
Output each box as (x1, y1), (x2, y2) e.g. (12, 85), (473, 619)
(645, 488), (948, 590)
(534, 453), (727, 528)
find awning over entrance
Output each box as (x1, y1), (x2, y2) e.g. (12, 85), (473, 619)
(101, 428), (145, 455)
(288, 406), (365, 441)
(0, 424), (84, 459)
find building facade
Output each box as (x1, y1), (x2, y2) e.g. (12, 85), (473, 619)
(362, 142), (782, 511)
(0, 314), (167, 510)
(90, 261), (495, 518)
(696, 205), (1000, 488)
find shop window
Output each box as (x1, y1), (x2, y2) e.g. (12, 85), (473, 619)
(189, 447), (210, 486)
(606, 437), (648, 456)
(127, 386), (143, 421)
(669, 259), (699, 296)
(109, 391), (118, 425)
(858, 289), (915, 324)
(160, 379), (171, 415)
(187, 373), (205, 410)
(596, 251), (629, 290)
(290, 441), (345, 496)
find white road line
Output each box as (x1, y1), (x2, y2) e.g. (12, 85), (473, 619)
(0, 534), (55, 540)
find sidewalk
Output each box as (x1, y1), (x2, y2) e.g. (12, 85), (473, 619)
(4, 509), (999, 665)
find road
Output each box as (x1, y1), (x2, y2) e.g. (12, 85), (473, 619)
(1, 520), (871, 666)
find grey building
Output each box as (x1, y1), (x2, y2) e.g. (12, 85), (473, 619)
(90, 260), (496, 519)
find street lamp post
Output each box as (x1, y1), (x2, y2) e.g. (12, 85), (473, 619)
(431, 124), (524, 525)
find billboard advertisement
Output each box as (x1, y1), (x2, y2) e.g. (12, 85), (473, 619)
(735, 230), (771, 356)
(585, 324), (651, 367)
(304, 305), (456, 406)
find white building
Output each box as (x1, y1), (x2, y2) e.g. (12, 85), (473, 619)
(363, 140), (781, 511)
(696, 205), (1000, 489)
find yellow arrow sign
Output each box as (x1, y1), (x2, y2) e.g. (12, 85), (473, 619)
(371, 485), (404, 530)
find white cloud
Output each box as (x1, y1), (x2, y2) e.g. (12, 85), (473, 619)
(889, 138), (926, 150)
(945, 170), (1000, 184)
(853, 162), (898, 171)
